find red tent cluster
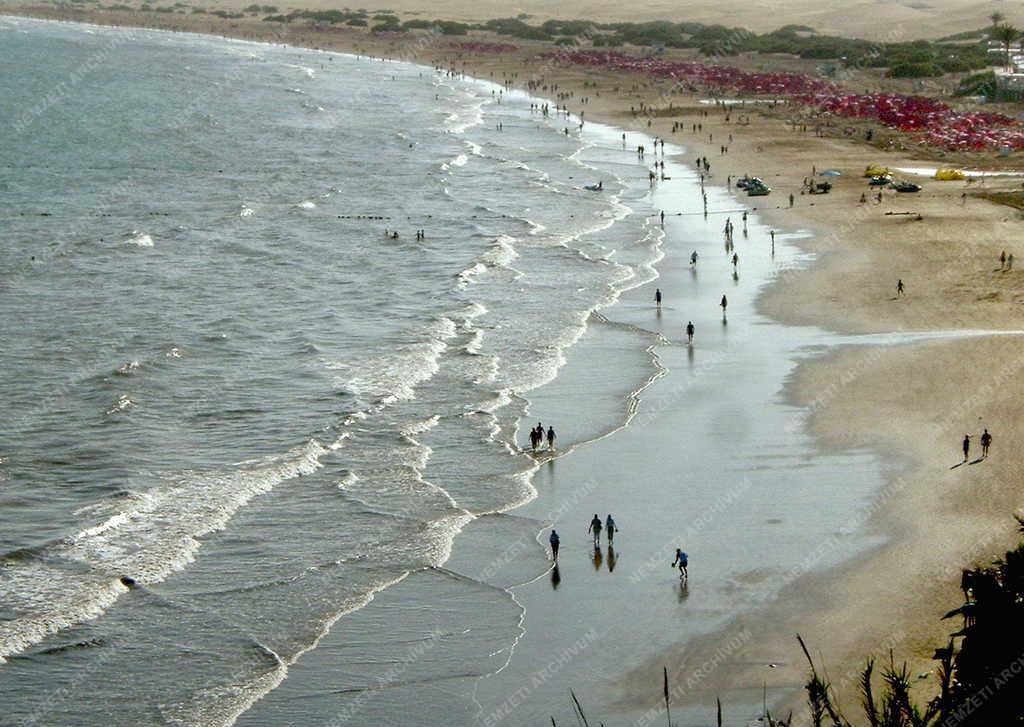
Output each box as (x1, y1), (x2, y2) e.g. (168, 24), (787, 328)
(542, 50), (1024, 151)
(449, 41), (519, 53)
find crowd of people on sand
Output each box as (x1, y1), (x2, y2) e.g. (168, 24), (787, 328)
(455, 77), (1002, 590)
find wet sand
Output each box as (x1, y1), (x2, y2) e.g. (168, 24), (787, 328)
(6, 8), (1024, 721)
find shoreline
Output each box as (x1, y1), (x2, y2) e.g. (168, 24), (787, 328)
(7, 11), (1024, 723)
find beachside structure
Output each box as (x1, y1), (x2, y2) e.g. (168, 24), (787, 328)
(987, 40), (1024, 72)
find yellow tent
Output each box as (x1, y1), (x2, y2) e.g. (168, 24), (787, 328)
(864, 164), (890, 177)
(934, 169), (966, 181)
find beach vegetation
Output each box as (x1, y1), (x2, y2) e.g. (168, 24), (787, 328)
(955, 70), (997, 96)
(433, 20), (470, 35)
(471, 17), (994, 78)
(401, 18), (433, 29)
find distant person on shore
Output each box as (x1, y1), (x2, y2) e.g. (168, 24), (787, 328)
(981, 429), (992, 458)
(963, 434), (971, 462)
(690, 251), (698, 266)
(547, 426), (556, 450)
(789, 193), (794, 208)
(589, 514), (603, 547)
(720, 294), (728, 314)
(897, 279), (904, 297)
(660, 210), (665, 226)
(732, 252), (739, 270)
(529, 428), (539, 452)
(1001, 251), (1006, 269)
(672, 548), (688, 580)
(686, 321), (695, 344)
(605, 514), (617, 544)
(770, 230), (776, 245)
(549, 529), (560, 560)
(655, 288), (662, 308)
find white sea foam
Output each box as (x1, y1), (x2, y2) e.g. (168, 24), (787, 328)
(106, 394), (134, 415)
(125, 231), (153, 247)
(116, 360), (140, 375)
(0, 440), (330, 662)
(326, 317), (457, 403)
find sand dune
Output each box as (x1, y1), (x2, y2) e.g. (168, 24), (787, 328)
(228, 0), (1022, 40)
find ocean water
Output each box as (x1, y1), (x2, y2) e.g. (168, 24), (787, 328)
(0, 17), (668, 725)
(0, 17), (915, 727)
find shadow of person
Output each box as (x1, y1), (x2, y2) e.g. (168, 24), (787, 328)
(969, 458), (985, 465)
(607, 545), (617, 573)
(950, 461), (966, 470)
(732, 271), (739, 282)
(551, 564), (561, 590)
(678, 579), (689, 601)
(592, 545), (603, 571)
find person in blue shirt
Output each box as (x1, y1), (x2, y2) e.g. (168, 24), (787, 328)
(672, 549), (688, 580)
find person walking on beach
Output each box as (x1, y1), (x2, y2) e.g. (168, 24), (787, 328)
(962, 434), (971, 462)
(1000, 251), (1006, 270)
(549, 529), (560, 560)
(605, 514), (617, 544)
(690, 251), (698, 266)
(655, 288), (662, 308)
(897, 279), (904, 297)
(686, 321), (695, 344)
(732, 252), (739, 270)
(720, 294), (728, 315)
(789, 193), (794, 208)
(529, 428), (539, 452)
(672, 548), (688, 580)
(660, 210), (665, 226)
(589, 514), (603, 547)
(981, 429), (992, 458)
(547, 426), (556, 450)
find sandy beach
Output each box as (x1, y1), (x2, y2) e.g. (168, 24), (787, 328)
(4, 5), (1024, 722)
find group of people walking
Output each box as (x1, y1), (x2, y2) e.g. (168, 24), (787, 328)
(528, 421), (556, 452)
(587, 513), (617, 547)
(962, 428), (994, 462)
(546, 513), (618, 561)
(547, 517), (688, 582)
